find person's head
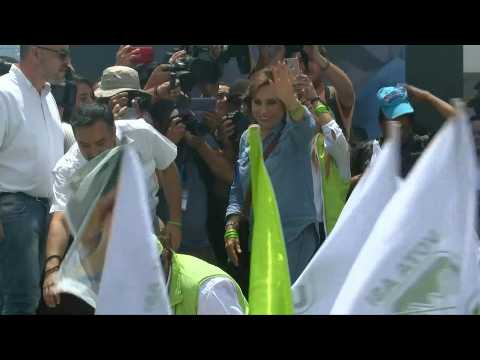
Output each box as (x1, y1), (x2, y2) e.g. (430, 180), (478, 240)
(70, 103), (116, 160)
(94, 66), (152, 120)
(245, 68), (286, 132)
(471, 115), (480, 160)
(20, 45), (70, 83)
(299, 45), (328, 86)
(377, 86), (415, 143)
(74, 75), (95, 109)
(149, 99), (177, 135)
(216, 83), (230, 117)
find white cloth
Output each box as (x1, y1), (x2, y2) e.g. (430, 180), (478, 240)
(95, 148), (171, 315)
(0, 64), (64, 198)
(165, 267), (244, 315)
(197, 277), (244, 315)
(331, 115), (477, 315)
(311, 120), (350, 222)
(293, 127), (400, 314)
(61, 122), (75, 153)
(51, 119), (177, 214)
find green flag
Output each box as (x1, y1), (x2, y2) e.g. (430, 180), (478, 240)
(248, 125), (293, 315)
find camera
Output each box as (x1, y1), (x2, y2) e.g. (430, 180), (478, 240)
(164, 45), (252, 94)
(163, 46), (223, 93)
(225, 111), (250, 143)
(178, 110), (210, 137)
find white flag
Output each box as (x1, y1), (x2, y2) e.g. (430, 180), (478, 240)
(292, 126), (400, 314)
(331, 113), (477, 315)
(96, 148), (171, 315)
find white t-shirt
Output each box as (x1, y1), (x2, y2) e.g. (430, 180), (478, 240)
(0, 64), (64, 199)
(164, 267), (244, 315)
(51, 119), (177, 214)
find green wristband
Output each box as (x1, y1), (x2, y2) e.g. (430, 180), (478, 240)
(168, 220), (182, 229)
(225, 229), (239, 239)
(314, 102), (330, 116)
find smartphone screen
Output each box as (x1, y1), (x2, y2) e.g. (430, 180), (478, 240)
(132, 47), (154, 65)
(285, 57), (301, 76)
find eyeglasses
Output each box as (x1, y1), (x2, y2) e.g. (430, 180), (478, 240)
(35, 46), (70, 61)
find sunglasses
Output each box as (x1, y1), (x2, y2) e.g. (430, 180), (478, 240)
(35, 46), (70, 61)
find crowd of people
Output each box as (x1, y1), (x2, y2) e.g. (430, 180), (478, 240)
(0, 45), (477, 315)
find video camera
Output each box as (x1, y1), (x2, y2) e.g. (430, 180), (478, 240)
(163, 45), (252, 94)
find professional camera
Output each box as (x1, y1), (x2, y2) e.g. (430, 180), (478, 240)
(163, 46), (223, 93)
(178, 109), (210, 137)
(225, 111), (250, 143)
(163, 45), (252, 94)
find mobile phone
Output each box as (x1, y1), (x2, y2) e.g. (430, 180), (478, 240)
(285, 57), (301, 76)
(132, 47), (154, 65)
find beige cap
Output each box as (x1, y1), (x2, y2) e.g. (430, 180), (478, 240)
(94, 65), (151, 99)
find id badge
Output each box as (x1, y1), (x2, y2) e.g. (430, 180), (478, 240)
(181, 189), (189, 212)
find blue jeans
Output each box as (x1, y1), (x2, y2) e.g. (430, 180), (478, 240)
(286, 223), (322, 284)
(0, 193), (50, 315)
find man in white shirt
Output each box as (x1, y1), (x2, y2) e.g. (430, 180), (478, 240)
(43, 143), (246, 315)
(42, 103), (182, 310)
(0, 45), (69, 315)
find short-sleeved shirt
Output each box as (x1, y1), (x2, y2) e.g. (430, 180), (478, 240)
(51, 119), (177, 214)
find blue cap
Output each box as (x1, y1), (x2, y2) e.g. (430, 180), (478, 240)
(377, 86), (414, 120)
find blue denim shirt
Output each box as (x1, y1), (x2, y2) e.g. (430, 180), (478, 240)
(226, 108), (318, 246)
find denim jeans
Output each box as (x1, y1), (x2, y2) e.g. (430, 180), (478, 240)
(0, 193), (50, 315)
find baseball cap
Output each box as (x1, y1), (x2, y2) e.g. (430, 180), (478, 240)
(377, 86), (414, 120)
(94, 66), (152, 100)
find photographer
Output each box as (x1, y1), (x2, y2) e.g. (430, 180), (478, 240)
(151, 98), (234, 265)
(93, 65), (183, 248)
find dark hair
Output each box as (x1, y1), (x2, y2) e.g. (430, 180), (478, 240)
(73, 74), (95, 99)
(350, 141), (375, 176)
(149, 99), (177, 134)
(70, 103), (114, 131)
(20, 45), (31, 61)
(73, 74), (94, 89)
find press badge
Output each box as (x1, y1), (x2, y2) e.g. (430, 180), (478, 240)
(181, 189), (189, 211)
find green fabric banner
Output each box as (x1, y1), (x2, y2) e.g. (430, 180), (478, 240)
(247, 125), (293, 315)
